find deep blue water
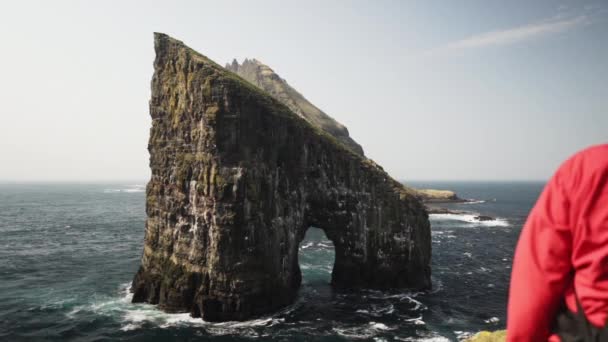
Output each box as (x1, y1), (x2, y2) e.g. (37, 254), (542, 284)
(0, 181), (545, 341)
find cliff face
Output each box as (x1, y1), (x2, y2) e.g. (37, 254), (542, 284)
(131, 33), (431, 321)
(225, 58), (364, 155)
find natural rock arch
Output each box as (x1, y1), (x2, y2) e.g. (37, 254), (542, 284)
(131, 33), (431, 322)
(297, 227), (335, 285)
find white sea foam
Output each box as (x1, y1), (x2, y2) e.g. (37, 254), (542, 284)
(333, 326), (376, 339)
(69, 283), (434, 337)
(67, 283), (284, 335)
(370, 321), (393, 330)
(430, 213), (510, 227)
(403, 315), (425, 325)
(395, 335), (450, 341)
(484, 317), (500, 324)
(462, 199), (486, 205)
(454, 331), (474, 341)
(300, 242), (313, 250)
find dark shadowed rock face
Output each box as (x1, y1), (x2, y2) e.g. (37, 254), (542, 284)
(225, 58), (364, 156)
(131, 33), (431, 322)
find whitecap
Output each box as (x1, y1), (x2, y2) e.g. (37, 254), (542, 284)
(394, 335), (450, 341)
(369, 321), (393, 330)
(484, 317), (500, 324)
(120, 323), (140, 331)
(299, 242), (313, 249)
(333, 326), (376, 339)
(403, 315), (425, 325)
(454, 331), (474, 341)
(462, 199), (487, 205)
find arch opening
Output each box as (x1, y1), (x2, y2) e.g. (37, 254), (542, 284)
(297, 227), (336, 287)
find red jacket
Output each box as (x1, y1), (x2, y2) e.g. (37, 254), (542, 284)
(507, 144), (608, 341)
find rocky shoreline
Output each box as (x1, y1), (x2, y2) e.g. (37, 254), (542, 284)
(416, 188), (497, 221)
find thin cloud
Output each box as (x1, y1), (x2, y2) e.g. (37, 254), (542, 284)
(429, 15), (590, 55)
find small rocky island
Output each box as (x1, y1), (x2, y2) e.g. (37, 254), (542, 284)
(131, 33), (432, 321)
(414, 189), (463, 203)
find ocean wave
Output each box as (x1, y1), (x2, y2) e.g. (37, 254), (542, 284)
(461, 199), (487, 205)
(299, 242), (334, 250)
(299, 242), (313, 250)
(370, 321), (393, 330)
(355, 304), (395, 317)
(403, 315), (425, 325)
(66, 283), (288, 336)
(333, 325), (377, 339)
(429, 213), (510, 227)
(66, 283), (433, 338)
(484, 317), (500, 324)
(454, 331), (474, 341)
(394, 334), (451, 341)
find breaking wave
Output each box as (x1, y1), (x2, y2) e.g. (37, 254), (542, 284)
(430, 213), (510, 227)
(66, 283), (288, 335)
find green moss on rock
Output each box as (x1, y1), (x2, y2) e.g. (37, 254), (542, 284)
(466, 330), (507, 342)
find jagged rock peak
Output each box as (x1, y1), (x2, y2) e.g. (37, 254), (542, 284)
(225, 57), (364, 156)
(131, 33), (431, 322)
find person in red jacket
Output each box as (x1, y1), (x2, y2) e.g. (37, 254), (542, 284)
(507, 144), (608, 341)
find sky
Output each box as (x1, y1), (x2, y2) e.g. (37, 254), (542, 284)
(0, 0), (606, 182)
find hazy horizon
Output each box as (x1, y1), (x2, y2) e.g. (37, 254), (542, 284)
(1, 0), (606, 182)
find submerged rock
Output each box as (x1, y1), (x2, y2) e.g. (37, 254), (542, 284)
(131, 33), (431, 322)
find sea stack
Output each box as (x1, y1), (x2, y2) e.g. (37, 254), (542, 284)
(131, 33), (432, 321)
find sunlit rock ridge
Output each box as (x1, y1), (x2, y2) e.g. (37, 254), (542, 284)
(225, 58), (364, 155)
(131, 33), (432, 322)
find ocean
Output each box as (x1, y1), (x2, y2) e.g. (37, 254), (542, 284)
(0, 181), (545, 341)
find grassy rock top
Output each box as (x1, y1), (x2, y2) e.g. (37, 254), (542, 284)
(415, 189), (460, 202)
(465, 330), (507, 342)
